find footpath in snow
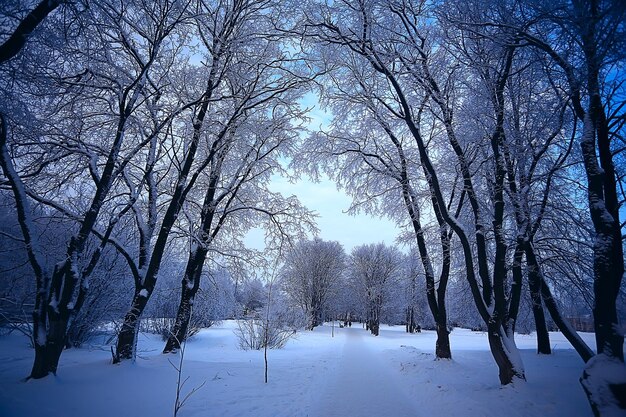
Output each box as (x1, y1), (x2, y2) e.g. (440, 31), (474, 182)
(310, 327), (420, 417)
(0, 322), (600, 417)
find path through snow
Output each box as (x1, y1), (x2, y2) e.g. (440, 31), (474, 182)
(310, 328), (420, 417)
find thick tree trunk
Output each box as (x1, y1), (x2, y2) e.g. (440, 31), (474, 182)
(368, 304), (380, 336)
(308, 304), (322, 330)
(44, 309), (70, 374)
(526, 251), (551, 354)
(435, 322), (451, 360)
(370, 320), (379, 336)
(29, 303), (49, 379)
(163, 287), (195, 353)
(487, 322), (525, 384)
(581, 0), (624, 341)
(576, 4), (626, 412)
(163, 247), (206, 353)
(28, 291), (75, 377)
(30, 344), (48, 379)
(114, 290), (149, 362)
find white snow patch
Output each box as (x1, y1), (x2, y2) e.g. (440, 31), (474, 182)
(581, 353), (626, 416)
(0, 322), (609, 417)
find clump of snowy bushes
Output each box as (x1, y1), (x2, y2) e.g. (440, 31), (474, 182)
(235, 298), (305, 350)
(235, 319), (293, 350)
(142, 266), (236, 340)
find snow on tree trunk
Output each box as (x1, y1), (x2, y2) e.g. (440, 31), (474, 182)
(114, 289), (150, 362)
(487, 323), (525, 385)
(163, 247), (206, 354)
(580, 353), (626, 417)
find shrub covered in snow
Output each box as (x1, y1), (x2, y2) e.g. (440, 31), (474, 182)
(234, 297), (303, 350)
(234, 318), (295, 350)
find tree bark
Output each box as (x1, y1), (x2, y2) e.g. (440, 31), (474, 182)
(487, 323), (523, 385)
(526, 248), (551, 355)
(406, 306), (416, 333)
(163, 286), (195, 353)
(29, 306), (49, 379)
(435, 321), (451, 360)
(114, 290), (149, 362)
(163, 247), (206, 353)
(527, 243), (595, 362)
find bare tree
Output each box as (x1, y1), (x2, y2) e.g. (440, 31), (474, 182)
(280, 238), (346, 330)
(443, 0), (625, 411)
(303, 0), (527, 379)
(112, 0), (278, 361)
(349, 243), (402, 336)
(0, 0), (188, 378)
(160, 0), (316, 353)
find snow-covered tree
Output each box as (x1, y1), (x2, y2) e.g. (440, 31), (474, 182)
(280, 238), (346, 330)
(349, 243), (402, 336)
(0, 0), (189, 378)
(160, 0), (316, 353)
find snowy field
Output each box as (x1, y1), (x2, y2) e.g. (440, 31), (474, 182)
(0, 322), (599, 417)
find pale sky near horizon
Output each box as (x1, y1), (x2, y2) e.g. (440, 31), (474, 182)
(244, 173), (402, 253)
(244, 93), (403, 253)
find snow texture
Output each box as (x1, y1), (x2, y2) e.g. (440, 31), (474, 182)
(581, 353), (626, 417)
(0, 322), (607, 416)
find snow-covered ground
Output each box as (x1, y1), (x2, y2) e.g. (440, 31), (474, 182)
(0, 322), (599, 416)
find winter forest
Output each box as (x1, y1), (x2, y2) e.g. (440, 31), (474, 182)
(0, 0), (625, 416)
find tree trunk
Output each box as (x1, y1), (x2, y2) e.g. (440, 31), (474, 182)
(526, 250), (551, 354)
(163, 286), (196, 353)
(163, 247), (206, 353)
(29, 303), (49, 379)
(435, 233), (452, 360)
(435, 322), (451, 360)
(487, 323), (525, 384)
(406, 306), (415, 333)
(309, 304), (322, 330)
(527, 242), (595, 362)
(576, 4), (626, 412)
(44, 309), (70, 374)
(114, 290), (149, 362)
(28, 293), (75, 378)
(370, 320), (379, 336)
(538, 278), (595, 362)
(368, 304), (380, 336)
